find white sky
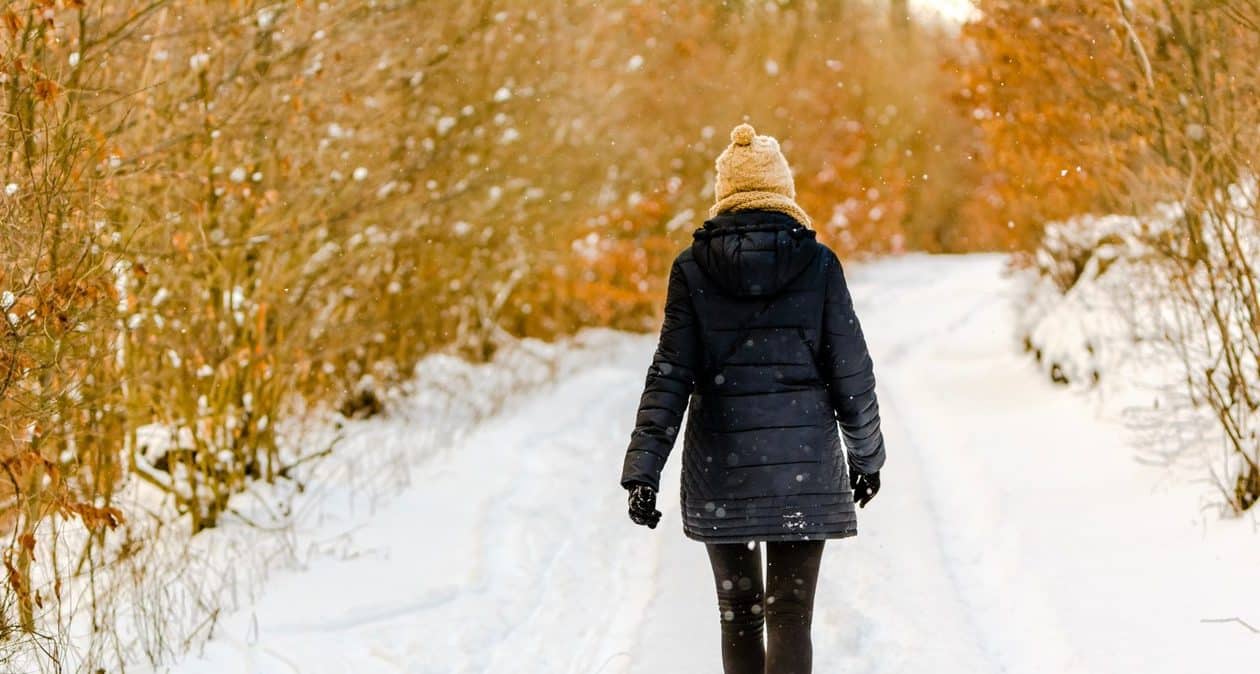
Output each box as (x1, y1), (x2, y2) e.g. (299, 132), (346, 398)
(910, 0), (980, 24)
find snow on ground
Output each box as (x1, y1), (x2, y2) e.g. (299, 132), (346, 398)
(167, 254), (1260, 674)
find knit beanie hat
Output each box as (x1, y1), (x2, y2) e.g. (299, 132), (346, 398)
(710, 123), (811, 227)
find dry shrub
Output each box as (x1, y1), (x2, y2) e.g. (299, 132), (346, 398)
(954, 1), (1178, 250)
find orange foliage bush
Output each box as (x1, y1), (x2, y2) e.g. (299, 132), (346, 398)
(954, 0), (1173, 250)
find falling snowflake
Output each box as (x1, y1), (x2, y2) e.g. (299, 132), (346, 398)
(189, 52), (210, 72)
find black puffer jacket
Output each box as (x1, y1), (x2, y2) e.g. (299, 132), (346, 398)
(620, 210), (884, 543)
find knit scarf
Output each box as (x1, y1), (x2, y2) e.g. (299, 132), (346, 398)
(709, 190), (812, 228)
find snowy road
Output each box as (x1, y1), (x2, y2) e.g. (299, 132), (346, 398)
(173, 255), (1259, 674)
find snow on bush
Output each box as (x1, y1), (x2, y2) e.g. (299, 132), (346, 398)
(1017, 211), (1169, 387)
(1018, 187), (1260, 514)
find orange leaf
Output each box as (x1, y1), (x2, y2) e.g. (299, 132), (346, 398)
(33, 79), (59, 103)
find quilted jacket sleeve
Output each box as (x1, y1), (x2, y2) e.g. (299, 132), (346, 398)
(818, 249), (886, 475)
(620, 256), (701, 491)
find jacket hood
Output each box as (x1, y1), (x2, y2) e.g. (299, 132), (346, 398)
(691, 210), (821, 298)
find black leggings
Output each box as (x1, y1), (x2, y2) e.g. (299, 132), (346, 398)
(705, 540), (826, 674)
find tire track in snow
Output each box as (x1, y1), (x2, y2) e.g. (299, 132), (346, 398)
(479, 366), (657, 674)
(856, 259), (1081, 674)
(808, 264), (1007, 674)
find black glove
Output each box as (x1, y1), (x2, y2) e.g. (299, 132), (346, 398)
(626, 483), (662, 529)
(849, 470), (881, 508)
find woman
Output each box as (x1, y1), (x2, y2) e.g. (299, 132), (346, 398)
(619, 123), (885, 674)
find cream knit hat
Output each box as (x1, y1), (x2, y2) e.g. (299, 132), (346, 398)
(710, 123), (811, 227)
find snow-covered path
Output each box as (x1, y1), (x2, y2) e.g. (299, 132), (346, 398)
(174, 255), (1259, 674)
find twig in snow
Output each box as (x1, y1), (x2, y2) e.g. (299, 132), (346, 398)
(1200, 617), (1260, 633)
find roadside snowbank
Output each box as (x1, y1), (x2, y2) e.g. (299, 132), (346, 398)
(1016, 199), (1260, 512)
(38, 329), (634, 673)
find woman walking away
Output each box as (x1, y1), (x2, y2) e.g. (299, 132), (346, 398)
(619, 123), (885, 674)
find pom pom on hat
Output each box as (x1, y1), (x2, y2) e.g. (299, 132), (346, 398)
(714, 122), (794, 200)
